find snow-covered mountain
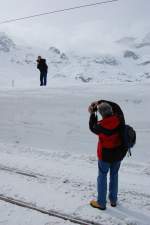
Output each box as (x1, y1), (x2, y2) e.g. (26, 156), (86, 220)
(0, 32), (16, 52)
(0, 32), (150, 87)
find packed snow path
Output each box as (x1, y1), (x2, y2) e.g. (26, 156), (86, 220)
(0, 143), (150, 225)
(0, 84), (150, 225)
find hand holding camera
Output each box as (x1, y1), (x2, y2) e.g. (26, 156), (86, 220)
(88, 101), (99, 114)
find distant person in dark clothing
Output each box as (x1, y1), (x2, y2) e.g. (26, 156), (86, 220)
(88, 100), (127, 210)
(37, 56), (48, 86)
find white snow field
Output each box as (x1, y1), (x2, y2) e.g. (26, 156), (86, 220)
(0, 83), (150, 225)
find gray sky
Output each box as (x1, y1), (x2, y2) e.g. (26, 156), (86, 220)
(0, 0), (149, 53)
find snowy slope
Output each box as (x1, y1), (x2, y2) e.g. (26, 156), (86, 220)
(0, 32), (150, 87)
(0, 83), (149, 160)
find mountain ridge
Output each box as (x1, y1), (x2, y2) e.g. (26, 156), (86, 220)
(0, 32), (150, 86)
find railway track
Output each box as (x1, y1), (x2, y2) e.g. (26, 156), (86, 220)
(0, 164), (103, 225)
(0, 163), (89, 187)
(0, 164), (43, 179)
(0, 194), (102, 225)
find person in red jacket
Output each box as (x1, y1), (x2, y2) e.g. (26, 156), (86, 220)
(88, 100), (127, 210)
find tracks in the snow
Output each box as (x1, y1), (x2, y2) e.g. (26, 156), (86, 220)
(0, 164), (102, 225)
(0, 195), (102, 225)
(0, 164), (43, 179)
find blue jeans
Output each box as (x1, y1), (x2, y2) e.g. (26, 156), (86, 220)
(97, 160), (121, 208)
(40, 72), (47, 86)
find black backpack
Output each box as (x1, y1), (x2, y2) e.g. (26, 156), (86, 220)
(124, 124), (136, 155)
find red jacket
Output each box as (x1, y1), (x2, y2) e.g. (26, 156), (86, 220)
(97, 115), (122, 160)
(89, 100), (126, 162)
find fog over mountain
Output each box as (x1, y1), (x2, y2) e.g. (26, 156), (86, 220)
(0, 0), (149, 53)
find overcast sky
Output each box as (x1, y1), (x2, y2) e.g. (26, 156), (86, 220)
(0, 0), (150, 53)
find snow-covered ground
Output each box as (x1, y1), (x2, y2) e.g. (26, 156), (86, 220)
(0, 83), (150, 225)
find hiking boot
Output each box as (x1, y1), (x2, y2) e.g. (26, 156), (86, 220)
(110, 202), (117, 207)
(90, 200), (106, 210)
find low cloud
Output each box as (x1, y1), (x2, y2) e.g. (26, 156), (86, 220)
(0, 0), (149, 53)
